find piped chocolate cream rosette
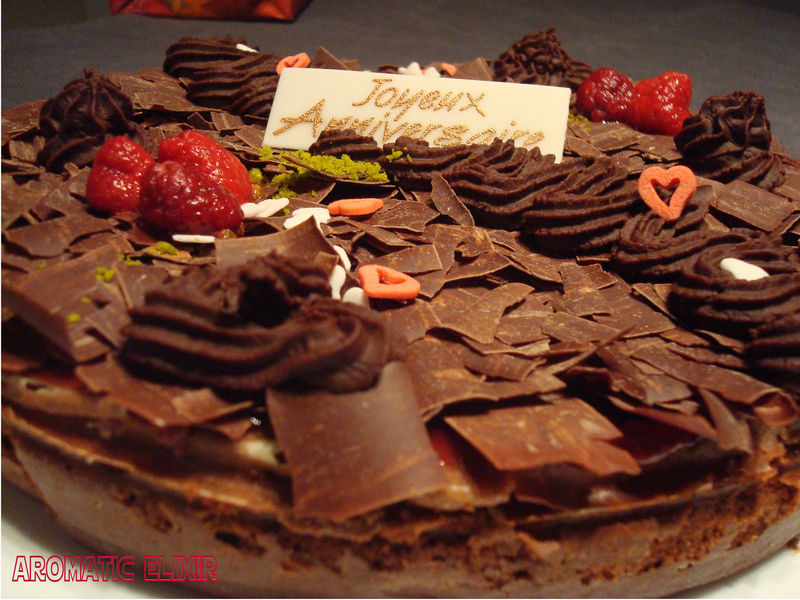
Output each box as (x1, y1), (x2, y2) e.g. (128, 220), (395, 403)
(746, 314), (800, 396)
(163, 36), (282, 119)
(37, 69), (140, 172)
(121, 253), (397, 394)
(492, 26), (593, 92)
(674, 90), (786, 190)
(668, 230), (800, 339)
(612, 189), (723, 281)
(308, 128), (384, 162)
(381, 137), (636, 231)
(520, 157), (641, 252)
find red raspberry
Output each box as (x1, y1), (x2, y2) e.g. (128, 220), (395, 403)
(86, 136), (154, 212)
(139, 161), (244, 234)
(157, 129), (253, 204)
(627, 71), (692, 136)
(576, 68), (634, 123)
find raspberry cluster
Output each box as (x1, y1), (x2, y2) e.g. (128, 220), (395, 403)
(86, 129), (252, 234)
(576, 68), (692, 136)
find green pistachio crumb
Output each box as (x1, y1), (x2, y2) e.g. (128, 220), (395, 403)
(385, 149), (404, 161)
(66, 313), (81, 323)
(154, 241), (179, 255)
(568, 109), (592, 130)
(118, 252), (143, 265)
(37, 261), (47, 269)
(282, 207), (292, 216)
(79, 296), (92, 304)
(258, 145), (273, 161)
(248, 167), (264, 184)
(95, 266), (116, 282)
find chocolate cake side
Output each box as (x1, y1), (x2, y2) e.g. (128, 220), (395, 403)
(3, 32), (800, 597)
(4, 390), (800, 598)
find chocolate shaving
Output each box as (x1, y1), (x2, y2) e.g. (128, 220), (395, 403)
(430, 175), (475, 227)
(633, 343), (792, 409)
(2, 244), (123, 362)
(215, 217), (337, 270)
(442, 339), (542, 381)
(105, 71), (207, 113)
(607, 395), (716, 439)
(541, 312), (619, 343)
(405, 337), (563, 418)
(170, 389), (253, 424)
(444, 252), (511, 283)
(699, 390), (753, 453)
(267, 362), (446, 521)
(436, 282), (532, 344)
(363, 199), (439, 234)
(381, 300), (441, 344)
(370, 244), (442, 274)
(1, 100), (45, 145)
(712, 179), (796, 231)
(445, 399), (640, 476)
(3, 213), (112, 258)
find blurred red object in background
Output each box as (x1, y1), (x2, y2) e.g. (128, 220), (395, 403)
(109, 0), (311, 21)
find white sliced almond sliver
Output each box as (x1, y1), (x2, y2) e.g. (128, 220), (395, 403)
(719, 257), (770, 281)
(172, 234), (216, 244)
(329, 265), (347, 300)
(255, 197), (290, 218)
(284, 207), (331, 230)
(342, 286), (369, 307)
(332, 245), (352, 271)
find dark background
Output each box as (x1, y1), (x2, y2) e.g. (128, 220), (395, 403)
(3, 0), (800, 156)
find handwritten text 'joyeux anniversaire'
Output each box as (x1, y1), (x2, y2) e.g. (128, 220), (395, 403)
(262, 68), (570, 161)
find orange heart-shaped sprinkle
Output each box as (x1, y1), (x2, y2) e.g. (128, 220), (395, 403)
(637, 165), (697, 221)
(440, 62), (457, 76)
(327, 198), (384, 216)
(357, 265), (420, 300)
(276, 52), (311, 75)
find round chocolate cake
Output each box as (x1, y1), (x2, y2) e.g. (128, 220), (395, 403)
(2, 29), (799, 598)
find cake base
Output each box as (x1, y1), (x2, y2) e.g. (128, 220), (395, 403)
(4, 404), (799, 598)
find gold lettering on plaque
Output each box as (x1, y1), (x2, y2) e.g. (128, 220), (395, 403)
(273, 99), (326, 138)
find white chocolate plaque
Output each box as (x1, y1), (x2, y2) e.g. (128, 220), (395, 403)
(262, 68), (571, 162)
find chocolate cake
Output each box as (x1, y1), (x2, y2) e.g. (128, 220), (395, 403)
(3, 30), (800, 598)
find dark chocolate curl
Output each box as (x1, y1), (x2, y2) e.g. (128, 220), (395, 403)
(121, 254), (395, 393)
(267, 362), (446, 521)
(675, 91), (785, 190)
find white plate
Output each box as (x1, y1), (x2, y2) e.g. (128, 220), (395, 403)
(2, 480), (798, 598)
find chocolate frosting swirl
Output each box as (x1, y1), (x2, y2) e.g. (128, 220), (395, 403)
(308, 129), (383, 161)
(164, 36), (281, 119)
(492, 26), (592, 91)
(521, 157), (641, 252)
(383, 137), (581, 226)
(163, 35), (259, 79)
(674, 91), (785, 190)
(381, 136), (478, 192)
(612, 193), (721, 281)
(746, 313), (800, 395)
(668, 230), (800, 338)
(121, 254), (396, 393)
(37, 69), (139, 172)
